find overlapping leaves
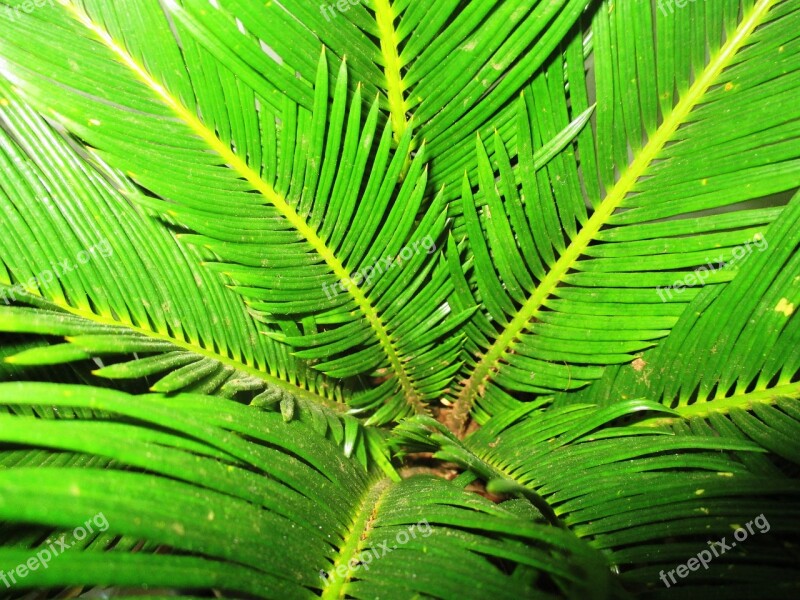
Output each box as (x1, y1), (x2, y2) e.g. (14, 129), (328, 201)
(555, 190), (800, 469)
(1, 0), (799, 598)
(0, 0), (473, 424)
(162, 0), (594, 196)
(0, 382), (619, 600)
(0, 79), (398, 464)
(394, 399), (800, 597)
(449, 0), (800, 430)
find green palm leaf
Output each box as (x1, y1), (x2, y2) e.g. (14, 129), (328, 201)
(0, 78), (342, 405)
(0, 1), (473, 424)
(0, 382), (618, 600)
(394, 399), (800, 597)
(554, 190), (800, 465)
(449, 0), (800, 431)
(0, 79), (402, 464)
(164, 0), (593, 195)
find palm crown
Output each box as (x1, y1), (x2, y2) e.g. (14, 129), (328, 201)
(0, 0), (798, 598)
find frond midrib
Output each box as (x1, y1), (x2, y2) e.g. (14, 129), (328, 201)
(641, 381), (800, 425)
(373, 0), (409, 144)
(451, 0), (776, 432)
(321, 477), (392, 599)
(62, 1), (425, 413)
(19, 290), (344, 410)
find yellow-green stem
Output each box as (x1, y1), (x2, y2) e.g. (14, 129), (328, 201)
(61, 1), (424, 413)
(451, 0), (776, 435)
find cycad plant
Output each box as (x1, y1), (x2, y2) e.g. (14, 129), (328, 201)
(0, 0), (799, 597)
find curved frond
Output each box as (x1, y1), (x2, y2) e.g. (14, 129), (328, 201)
(0, 2), (469, 424)
(0, 80), (347, 404)
(553, 190), (800, 465)
(450, 0), (800, 431)
(394, 400), (800, 597)
(0, 79), (402, 462)
(0, 382), (619, 600)
(160, 0), (593, 196)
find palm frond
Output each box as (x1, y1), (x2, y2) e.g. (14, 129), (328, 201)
(162, 0), (593, 196)
(553, 190), (800, 467)
(394, 400), (800, 597)
(0, 79), (404, 463)
(0, 1), (473, 424)
(449, 0), (800, 430)
(0, 79), (347, 405)
(0, 382), (620, 600)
